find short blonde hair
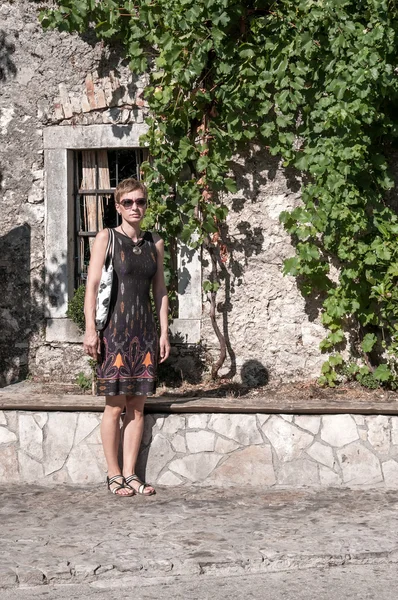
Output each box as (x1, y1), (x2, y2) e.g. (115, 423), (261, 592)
(115, 178), (148, 204)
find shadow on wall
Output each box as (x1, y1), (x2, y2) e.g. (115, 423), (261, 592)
(0, 225), (36, 386)
(0, 225), (69, 386)
(0, 29), (16, 82)
(201, 150), (302, 380)
(219, 147), (326, 367)
(0, 29), (17, 191)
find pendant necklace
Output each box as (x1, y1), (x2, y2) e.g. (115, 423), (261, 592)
(121, 225), (143, 255)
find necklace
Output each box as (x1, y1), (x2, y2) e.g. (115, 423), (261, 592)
(121, 225), (143, 255)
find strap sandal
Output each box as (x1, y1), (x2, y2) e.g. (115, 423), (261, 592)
(106, 474), (134, 497)
(124, 474), (156, 496)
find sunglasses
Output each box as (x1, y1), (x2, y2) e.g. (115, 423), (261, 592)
(119, 198), (147, 208)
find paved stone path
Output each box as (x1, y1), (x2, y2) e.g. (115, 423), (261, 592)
(1, 566), (398, 600)
(1, 486), (398, 589)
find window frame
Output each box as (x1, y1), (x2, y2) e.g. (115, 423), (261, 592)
(43, 124), (202, 344)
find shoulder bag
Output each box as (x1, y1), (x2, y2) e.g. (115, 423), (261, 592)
(95, 228), (115, 331)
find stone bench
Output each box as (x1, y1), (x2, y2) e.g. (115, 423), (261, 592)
(1, 382), (398, 488)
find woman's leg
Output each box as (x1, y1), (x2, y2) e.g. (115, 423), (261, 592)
(101, 395), (133, 496)
(122, 395), (155, 494)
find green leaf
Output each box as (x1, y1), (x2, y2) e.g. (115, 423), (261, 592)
(373, 364), (392, 382)
(224, 178), (237, 193)
(361, 333), (377, 353)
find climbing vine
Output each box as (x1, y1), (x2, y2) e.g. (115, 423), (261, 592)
(40, 1), (398, 386)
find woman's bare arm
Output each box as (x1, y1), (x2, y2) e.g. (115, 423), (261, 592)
(151, 234), (170, 363)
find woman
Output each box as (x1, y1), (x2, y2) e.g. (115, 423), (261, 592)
(83, 178), (170, 497)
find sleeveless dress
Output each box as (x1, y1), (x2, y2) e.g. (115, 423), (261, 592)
(96, 229), (158, 397)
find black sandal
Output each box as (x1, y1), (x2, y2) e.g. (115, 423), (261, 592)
(106, 474), (134, 496)
(124, 474), (156, 496)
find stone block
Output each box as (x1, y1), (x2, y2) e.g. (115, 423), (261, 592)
(19, 413), (43, 460)
(208, 414), (263, 446)
(43, 413), (77, 475)
(171, 434), (186, 453)
(28, 181), (44, 204)
(0, 567), (17, 588)
(169, 453), (221, 482)
(87, 443), (107, 473)
(278, 459), (319, 486)
(66, 444), (103, 483)
(187, 414), (208, 429)
(207, 445), (276, 487)
(319, 466), (342, 486)
(306, 441), (335, 469)
(157, 471), (184, 486)
(45, 469), (71, 485)
(366, 415), (391, 454)
(33, 413), (48, 429)
(85, 427), (102, 445)
(144, 433), (175, 481)
(16, 566), (45, 586)
(382, 459), (398, 487)
(81, 95), (91, 113)
(95, 88), (107, 109)
(4, 411), (17, 433)
(391, 419), (398, 445)
(337, 441), (383, 485)
(320, 415), (359, 447)
(162, 415), (186, 437)
(18, 451), (44, 482)
(43, 563), (72, 583)
(74, 562), (100, 578)
(186, 431), (215, 453)
(261, 416), (313, 462)
(0, 427), (16, 444)
(280, 414), (294, 422)
(75, 413), (100, 446)
(294, 415), (321, 435)
(152, 414), (165, 430)
(0, 411), (7, 425)
(214, 436), (241, 454)
(0, 445), (19, 482)
(141, 414), (155, 446)
(353, 415), (365, 426)
(257, 414), (270, 426)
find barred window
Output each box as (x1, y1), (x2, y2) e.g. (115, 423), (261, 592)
(44, 124), (201, 344)
(74, 148), (146, 287)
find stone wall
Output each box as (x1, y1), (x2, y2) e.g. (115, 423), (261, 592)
(1, 0), (326, 386)
(1, 410), (398, 488)
(200, 149), (325, 383)
(0, 1), (149, 385)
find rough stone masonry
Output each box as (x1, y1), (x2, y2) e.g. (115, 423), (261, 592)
(2, 410), (398, 488)
(0, 0), (326, 387)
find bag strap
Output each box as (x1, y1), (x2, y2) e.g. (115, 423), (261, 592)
(104, 228), (115, 268)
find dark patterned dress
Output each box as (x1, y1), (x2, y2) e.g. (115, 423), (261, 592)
(96, 229), (158, 397)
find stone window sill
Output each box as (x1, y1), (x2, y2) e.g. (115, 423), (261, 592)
(45, 318), (201, 344)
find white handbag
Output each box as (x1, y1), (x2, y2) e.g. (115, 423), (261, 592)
(95, 228), (115, 331)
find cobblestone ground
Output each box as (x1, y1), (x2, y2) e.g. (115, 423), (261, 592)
(1, 486), (398, 589)
(0, 566), (397, 600)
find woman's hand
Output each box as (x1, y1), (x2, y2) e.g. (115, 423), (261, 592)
(83, 330), (100, 360)
(159, 334), (170, 363)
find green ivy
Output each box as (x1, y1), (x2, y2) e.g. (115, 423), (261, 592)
(66, 284), (86, 333)
(40, 1), (398, 385)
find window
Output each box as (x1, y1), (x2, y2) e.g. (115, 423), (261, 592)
(44, 124), (201, 344)
(74, 148), (146, 287)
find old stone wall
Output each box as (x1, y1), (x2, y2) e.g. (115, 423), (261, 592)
(200, 149), (325, 383)
(0, 1), (149, 385)
(1, 0), (326, 387)
(1, 409), (398, 487)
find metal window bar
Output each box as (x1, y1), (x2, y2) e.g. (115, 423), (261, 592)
(74, 149), (145, 288)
